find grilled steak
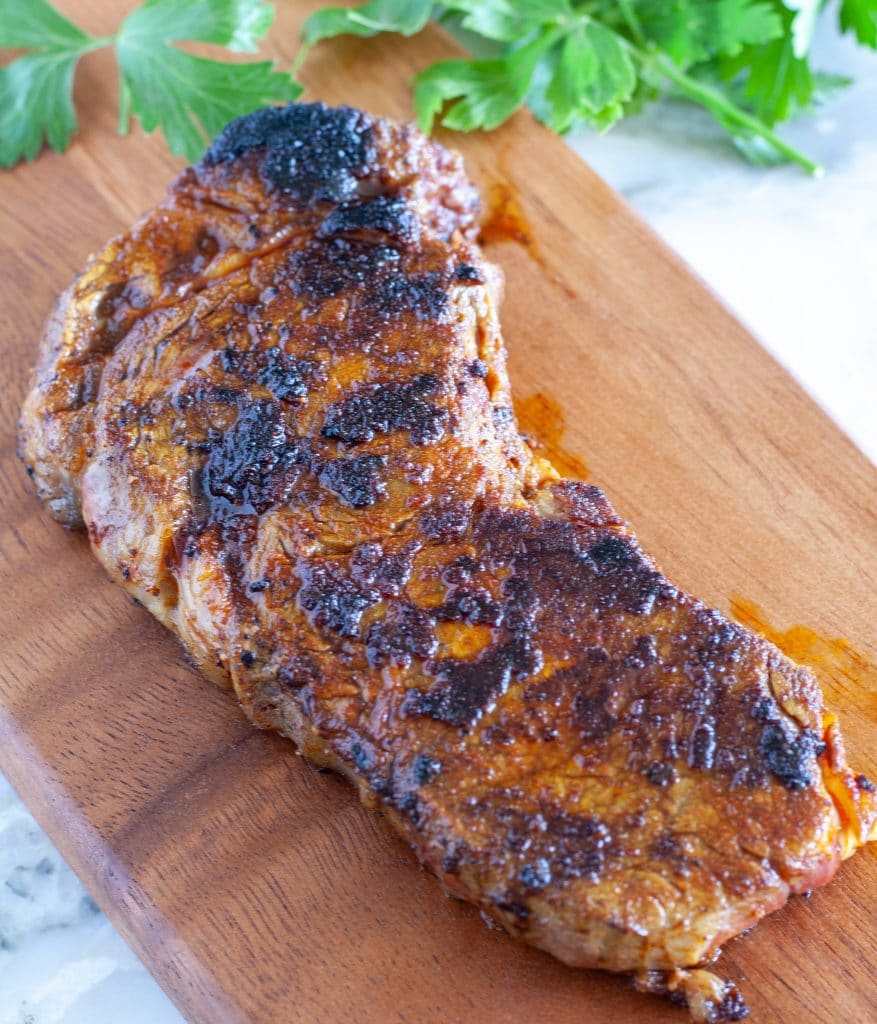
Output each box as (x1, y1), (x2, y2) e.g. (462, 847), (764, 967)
(19, 103), (876, 1022)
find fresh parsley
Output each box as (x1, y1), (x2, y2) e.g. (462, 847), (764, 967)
(0, 0), (299, 168)
(3, 0), (873, 174)
(299, 0), (877, 173)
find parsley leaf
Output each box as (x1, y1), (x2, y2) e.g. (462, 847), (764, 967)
(839, 0), (877, 47)
(302, 0), (433, 48)
(0, 0), (298, 169)
(441, 0), (572, 42)
(115, 0), (300, 161)
(4, 0), (874, 175)
(414, 34), (551, 132)
(546, 20), (637, 132)
(0, 0), (103, 166)
(721, 5), (816, 127)
(637, 0), (783, 65)
(298, 0), (877, 174)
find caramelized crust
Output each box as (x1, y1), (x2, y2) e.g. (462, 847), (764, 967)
(19, 104), (876, 1022)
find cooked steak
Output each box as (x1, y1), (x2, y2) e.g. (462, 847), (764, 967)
(19, 103), (876, 1022)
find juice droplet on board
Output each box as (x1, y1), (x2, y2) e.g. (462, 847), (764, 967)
(479, 182), (541, 263)
(514, 392), (589, 481)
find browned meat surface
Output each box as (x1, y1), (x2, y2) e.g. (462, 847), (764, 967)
(19, 103), (876, 1022)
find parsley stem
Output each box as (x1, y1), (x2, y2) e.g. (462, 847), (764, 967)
(292, 43), (310, 74)
(86, 36), (116, 51)
(615, 0), (647, 48)
(645, 51), (823, 177)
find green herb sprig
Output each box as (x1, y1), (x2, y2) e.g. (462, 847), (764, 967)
(0, 0), (300, 168)
(298, 0), (877, 174)
(2, 0), (874, 173)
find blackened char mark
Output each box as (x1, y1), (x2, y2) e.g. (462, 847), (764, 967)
(759, 721), (823, 790)
(442, 553), (484, 585)
(712, 985), (750, 1022)
(289, 239), (399, 300)
(434, 586), (503, 626)
(455, 263), (483, 283)
(573, 682), (616, 743)
(402, 567), (543, 729)
(288, 238), (447, 322)
(202, 103), (375, 205)
(412, 753), (442, 785)
(318, 195), (420, 246)
(200, 400), (308, 517)
(750, 694), (825, 790)
(583, 534), (670, 616)
(349, 742), (372, 775)
(486, 507), (669, 618)
(586, 535), (633, 567)
(322, 374), (447, 446)
(645, 760), (677, 787)
(382, 753), (446, 827)
(546, 812), (612, 882)
(534, 649), (628, 744)
(378, 268), (446, 322)
(319, 453), (387, 507)
(420, 506), (471, 542)
(257, 347), (312, 403)
(221, 346), (315, 404)
(403, 654), (513, 729)
(297, 561), (379, 638)
(478, 805), (614, 903)
(519, 859), (552, 891)
(351, 540), (416, 595)
(366, 603), (437, 668)
(476, 506), (671, 618)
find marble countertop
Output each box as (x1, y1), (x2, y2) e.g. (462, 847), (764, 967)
(1, 20), (874, 1024)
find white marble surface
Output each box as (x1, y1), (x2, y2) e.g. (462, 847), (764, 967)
(1, 18), (875, 1024)
(0, 775), (180, 1024)
(578, 24), (877, 464)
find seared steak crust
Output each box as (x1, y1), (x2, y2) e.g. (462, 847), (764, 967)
(19, 103), (876, 1021)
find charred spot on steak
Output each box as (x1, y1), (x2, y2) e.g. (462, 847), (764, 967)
(403, 653), (514, 729)
(759, 722), (823, 790)
(318, 453), (387, 508)
(321, 374), (446, 446)
(434, 585), (504, 626)
(366, 603), (436, 668)
(350, 541), (416, 596)
(297, 561), (379, 639)
(204, 102), (376, 205)
(200, 400), (309, 517)
(317, 194), (420, 246)
(221, 344), (315, 405)
(412, 754), (443, 785)
(288, 237), (448, 323)
(420, 506), (470, 542)
(455, 263), (483, 282)
(256, 347), (313, 403)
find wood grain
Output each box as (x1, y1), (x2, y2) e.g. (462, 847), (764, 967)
(1, 3), (875, 1022)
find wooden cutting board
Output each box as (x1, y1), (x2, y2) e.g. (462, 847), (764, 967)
(1, 3), (875, 1022)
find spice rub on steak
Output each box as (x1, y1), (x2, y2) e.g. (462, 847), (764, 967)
(19, 103), (876, 1022)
